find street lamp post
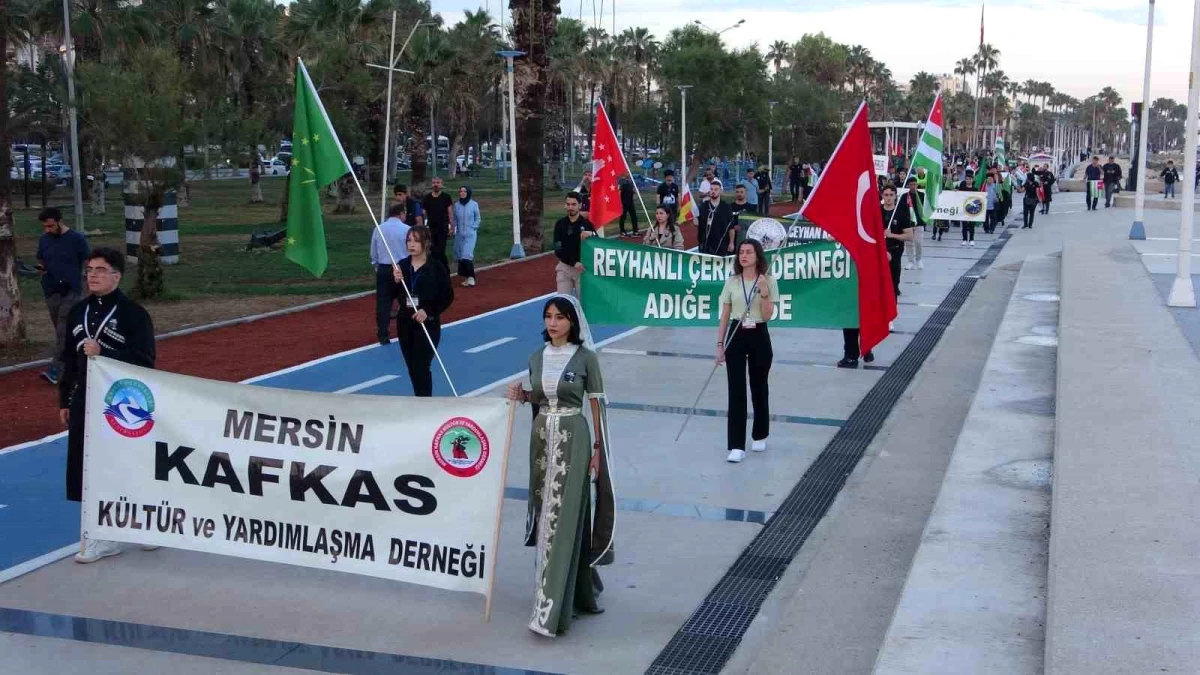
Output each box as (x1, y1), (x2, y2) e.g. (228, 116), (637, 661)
(497, 50), (526, 259)
(768, 100), (777, 187)
(1131, 0), (1155, 241)
(366, 16), (422, 217)
(1168, 0), (1199, 307)
(692, 19), (745, 36)
(676, 85), (692, 187)
(61, 0), (84, 230)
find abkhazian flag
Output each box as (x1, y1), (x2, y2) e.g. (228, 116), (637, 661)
(994, 135), (1006, 167)
(676, 178), (699, 225)
(286, 58), (352, 278)
(911, 94), (944, 220)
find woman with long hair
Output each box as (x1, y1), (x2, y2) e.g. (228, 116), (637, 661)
(716, 238), (778, 463)
(506, 295), (615, 637)
(644, 206), (685, 250)
(393, 226), (453, 396)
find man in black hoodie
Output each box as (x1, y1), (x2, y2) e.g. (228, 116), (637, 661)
(58, 247), (156, 564)
(1102, 156), (1123, 207)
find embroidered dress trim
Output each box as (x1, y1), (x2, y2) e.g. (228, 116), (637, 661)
(529, 413), (570, 636)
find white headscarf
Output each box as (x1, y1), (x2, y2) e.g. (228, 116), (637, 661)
(552, 293), (595, 350)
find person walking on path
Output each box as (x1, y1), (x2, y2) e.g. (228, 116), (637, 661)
(36, 207), (89, 385)
(902, 176), (925, 270)
(1019, 173), (1040, 229)
(788, 158), (804, 202)
(370, 202), (410, 345)
(983, 175), (1000, 235)
(505, 295), (615, 638)
(421, 177), (454, 267)
(394, 226), (454, 397)
(1038, 164), (1055, 214)
(618, 176), (639, 237)
(645, 206), (685, 250)
(839, 185), (910, 369)
(1084, 156), (1102, 210)
(249, 160), (263, 203)
(755, 166), (773, 216)
(697, 179), (737, 255)
(656, 169), (680, 221)
(737, 168), (759, 214)
(1161, 162), (1179, 199)
(552, 191), (596, 297)
(58, 247), (156, 563)
(716, 238), (778, 464)
(1102, 156), (1123, 207)
(452, 185), (481, 287)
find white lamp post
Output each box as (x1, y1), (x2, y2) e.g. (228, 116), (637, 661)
(1130, 0), (1155, 241)
(1168, 0), (1199, 307)
(498, 50), (526, 259)
(677, 85), (692, 187)
(61, 0), (84, 229)
(768, 100), (777, 185)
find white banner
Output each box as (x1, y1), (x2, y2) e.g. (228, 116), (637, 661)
(81, 357), (514, 597)
(932, 191), (987, 222)
(873, 154), (889, 177)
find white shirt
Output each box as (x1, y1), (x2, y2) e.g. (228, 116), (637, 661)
(541, 343), (579, 409)
(699, 178), (712, 195)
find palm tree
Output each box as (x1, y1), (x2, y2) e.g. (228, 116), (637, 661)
(971, 43), (999, 149)
(766, 39), (789, 74)
(954, 57), (975, 93)
(847, 45), (871, 95)
(511, 0), (560, 252)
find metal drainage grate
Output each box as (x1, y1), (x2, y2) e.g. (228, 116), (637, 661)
(645, 226), (1016, 675)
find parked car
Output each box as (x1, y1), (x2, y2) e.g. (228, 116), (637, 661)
(266, 157), (290, 175)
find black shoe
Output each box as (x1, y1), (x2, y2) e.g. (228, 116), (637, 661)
(863, 351), (875, 363)
(377, 336), (390, 346)
(837, 358), (859, 369)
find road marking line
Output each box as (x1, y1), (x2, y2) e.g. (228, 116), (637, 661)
(464, 337), (516, 354)
(0, 544), (78, 585)
(1139, 252), (1200, 257)
(334, 375), (399, 394)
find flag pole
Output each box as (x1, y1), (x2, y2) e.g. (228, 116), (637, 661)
(598, 101), (657, 236)
(884, 93), (941, 233)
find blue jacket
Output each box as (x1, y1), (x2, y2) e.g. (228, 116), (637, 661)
(37, 228), (90, 297)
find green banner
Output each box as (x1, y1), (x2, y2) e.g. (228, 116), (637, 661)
(580, 236), (859, 328)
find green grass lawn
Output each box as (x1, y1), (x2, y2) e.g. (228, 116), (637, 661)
(11, 172), (646, 300)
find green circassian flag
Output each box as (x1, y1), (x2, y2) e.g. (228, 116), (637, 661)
(994, 135), (1007, 167)
(911, 94), (944, 220)
(286, 58), (352, 278)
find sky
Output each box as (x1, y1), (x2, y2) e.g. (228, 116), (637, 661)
(438, 0), (1192, 110)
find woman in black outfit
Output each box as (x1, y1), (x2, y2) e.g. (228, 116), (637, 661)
(393, 226), (454, 396)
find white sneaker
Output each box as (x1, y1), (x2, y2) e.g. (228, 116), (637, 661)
(751, 439), (767, 452)
(960, 240), (967, 247)
(74, 538), (125, 564)
(917, 260), (924, 269)
(467, 277), (476, 287)
(970, 241), (976, 247)
(726, 449), (746, 463)
(904, 262), (914, 270)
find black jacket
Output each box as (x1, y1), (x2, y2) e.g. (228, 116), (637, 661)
(697, 198), (736, 254)
(59, 289), (156, 409)
(1161, 167), (1179, 185)
(1102, 162), (1123, 185)
(398, 258), (454, 324)
(1085, 164), (1102, 181)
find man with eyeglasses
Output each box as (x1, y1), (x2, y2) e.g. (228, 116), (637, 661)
(59, 247), (157, 564)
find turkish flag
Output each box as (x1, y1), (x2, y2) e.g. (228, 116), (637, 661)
(800, 101), (896, 354)
(589, 102), (627, 230)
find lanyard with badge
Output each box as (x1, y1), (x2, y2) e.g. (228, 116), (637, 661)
(407, 267), (424, 310)
(740, 275), (759, 328)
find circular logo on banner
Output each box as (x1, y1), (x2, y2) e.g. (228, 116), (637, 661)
(962, 196), (985, 217)
(432, 417), (490, 478)
(102, 378), (156, 438)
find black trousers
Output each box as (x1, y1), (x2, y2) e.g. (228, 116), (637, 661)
(725, 324), (772, 450)
(842, 328), (862, 361)
(430, 226), (450, 267)
(887, 245), (903, 295)
(457, 259), (475, 279)
(1022, 203), (1036, 228)
(619, 200), (638, 233)
(790, 182), (801, 201)
(375, 264), (396, 340)
(984, 209), (996, 234)
(962, 222), (975, 241)
(66, 395), (85, 502)
(398, 318), (442, 397)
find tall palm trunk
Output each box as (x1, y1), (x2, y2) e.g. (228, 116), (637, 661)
(511, 0), (559, 253)
(407, 98), (430, 185)
(0, 0), (25, 344)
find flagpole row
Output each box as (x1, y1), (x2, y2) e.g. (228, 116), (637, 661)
(346, 171), (461, 398)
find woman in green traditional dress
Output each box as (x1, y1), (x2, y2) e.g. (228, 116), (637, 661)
(506, 295), (615, 637)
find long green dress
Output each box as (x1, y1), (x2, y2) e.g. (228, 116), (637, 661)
(523, 343), (616, 637)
